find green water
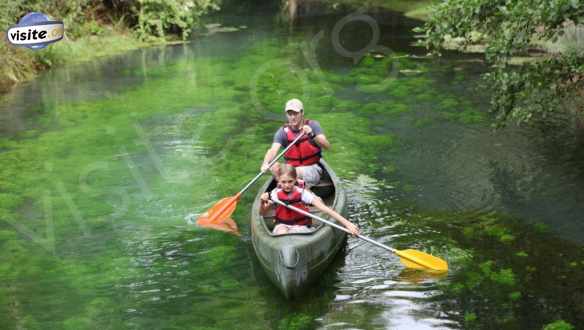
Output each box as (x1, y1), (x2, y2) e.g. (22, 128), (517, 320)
(1, 7), (584, 330)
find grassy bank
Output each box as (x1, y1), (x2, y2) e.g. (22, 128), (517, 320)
(1, 24), (168, 94)
(0, 0), (220, 95)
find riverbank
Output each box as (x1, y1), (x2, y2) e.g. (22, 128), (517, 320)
(0, 26), (161, 94)
(0, 0), (221, 95)
(0, 0), (437, 95)
(324, 0), (435, 20)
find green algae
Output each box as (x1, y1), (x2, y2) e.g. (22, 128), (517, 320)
(277, 313), (313, 330)
(509, 291), (522, 301)
(484, 225), (516, 243)
(438, 97), (459, 110)
(442, 108), (486, 124)
(408, 209), (584, 328)
(333, 99), (361, 112)
(3, 13), (577, 330)
(464, 312), (477, 323)
(0, 41), (292, 329)
(316, 112), (396, 177)
(534, 222), (550, 233)
(544, 320), (575, 330)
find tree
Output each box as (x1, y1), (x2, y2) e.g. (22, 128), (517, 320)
(132, 0), (220, 40)
(417, 0), (584, 127)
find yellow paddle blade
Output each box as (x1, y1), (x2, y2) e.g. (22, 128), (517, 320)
(395, 249), (448, 273)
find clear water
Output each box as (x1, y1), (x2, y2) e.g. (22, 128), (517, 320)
(1, 6), (583, 329)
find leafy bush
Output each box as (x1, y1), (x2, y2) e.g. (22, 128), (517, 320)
(133, 0), (220, 40)
(0, 0), (95, 34)
(0, 0), (220, 91)
(418, 0), (584, 127)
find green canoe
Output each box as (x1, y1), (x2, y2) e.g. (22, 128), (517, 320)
(250, 159), (347, 299)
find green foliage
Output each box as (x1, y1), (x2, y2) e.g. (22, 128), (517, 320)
(419, 0), (584, 60)
(0, 0), (96, 38)
(485, 54), (583, 125)
(418, 0), (584, 127)
(0, 0), (220, 41)
(0, 0), (220, 90)
(133, 0), (220, 40)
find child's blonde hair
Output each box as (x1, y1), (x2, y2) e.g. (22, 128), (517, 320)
(278, 164), (297, 180)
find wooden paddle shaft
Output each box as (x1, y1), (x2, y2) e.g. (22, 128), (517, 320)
(238, 132), (305, 196)
(271, 199), (398, 253)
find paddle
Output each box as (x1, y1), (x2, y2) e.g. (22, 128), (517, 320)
(271, 199), (448, 272)
(196, 132), (306, 234)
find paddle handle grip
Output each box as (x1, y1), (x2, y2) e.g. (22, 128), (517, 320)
(271, 199), (397, 253)
(239, 132), (305, 195)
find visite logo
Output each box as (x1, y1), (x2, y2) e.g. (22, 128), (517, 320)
(6, 12), (64, 49)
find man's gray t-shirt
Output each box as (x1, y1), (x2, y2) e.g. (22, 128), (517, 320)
(273, 120), (323, 146)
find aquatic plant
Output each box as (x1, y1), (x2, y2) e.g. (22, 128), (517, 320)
(411, 209), (584, 328)
(277, 313), (313, 330)
(544, 320), (575, 330)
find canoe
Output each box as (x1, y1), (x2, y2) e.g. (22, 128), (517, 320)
(250, 159), (347, 299)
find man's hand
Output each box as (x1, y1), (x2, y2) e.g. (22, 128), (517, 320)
(261, 143), (282, 172)
(302, 125), (314, 137)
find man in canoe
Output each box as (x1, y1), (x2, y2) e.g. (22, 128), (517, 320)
(259, 164), (360, 236)
(260, 98), (331, 187)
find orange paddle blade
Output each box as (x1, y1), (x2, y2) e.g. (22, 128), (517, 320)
(395, 249), (448, 273)
(198, 217), (240, 236)
(196, 194), (241, 234)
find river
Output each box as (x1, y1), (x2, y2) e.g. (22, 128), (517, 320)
(1, 4), (583, 329)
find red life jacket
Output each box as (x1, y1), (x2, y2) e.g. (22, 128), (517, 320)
(274, 188), (311, 226)
(283, 120), (321, 166)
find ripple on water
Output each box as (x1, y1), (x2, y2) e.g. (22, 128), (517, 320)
(316, 176), (455, 329)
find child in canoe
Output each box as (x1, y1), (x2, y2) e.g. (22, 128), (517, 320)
(260, 164), (360, 236)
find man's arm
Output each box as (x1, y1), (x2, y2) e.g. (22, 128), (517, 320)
(303, 121), (330, 150)
(261, 143), (282, 172)
(314, 134), (330, 150)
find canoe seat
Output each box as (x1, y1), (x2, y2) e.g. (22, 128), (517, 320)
(310, 180), (334, 198)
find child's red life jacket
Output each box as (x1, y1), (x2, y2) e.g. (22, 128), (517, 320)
(283, 120), (321, 166)
(274, 187), (311, 226)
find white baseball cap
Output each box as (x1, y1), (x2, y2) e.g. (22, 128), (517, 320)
(285, 98), (303, 112)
